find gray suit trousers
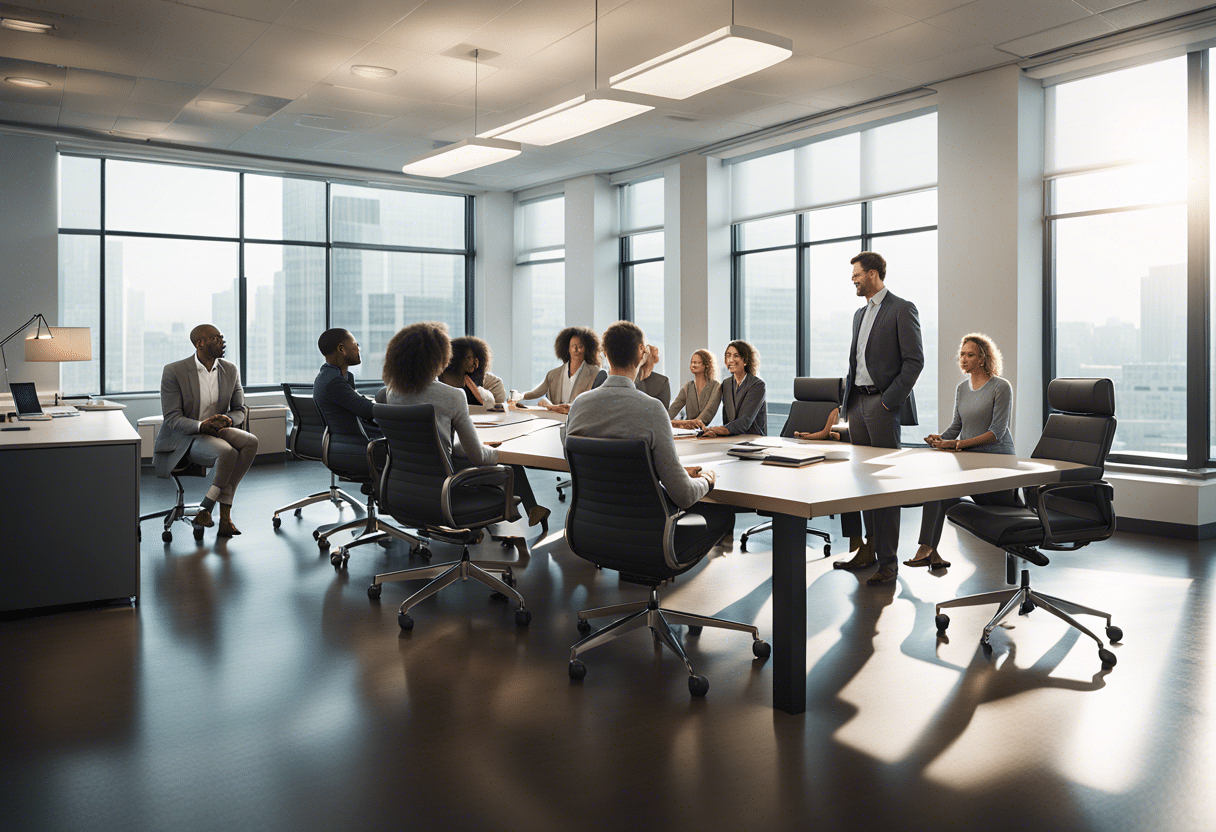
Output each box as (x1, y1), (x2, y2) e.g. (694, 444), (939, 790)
(847, 392), (902, 567)
(187, 427), (258, 503)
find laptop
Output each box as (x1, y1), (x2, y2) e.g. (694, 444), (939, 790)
(8, 382), (52, 421)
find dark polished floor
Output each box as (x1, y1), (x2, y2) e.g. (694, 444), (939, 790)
(1, 459), (1214, 832)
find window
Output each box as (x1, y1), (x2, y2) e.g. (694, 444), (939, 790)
(56, 158), (474, 395)
(730, 111), (938, 440)
(1046, 55), (1212, 466)
(517, 195), (566, 386)
(619, 177), (665, 357)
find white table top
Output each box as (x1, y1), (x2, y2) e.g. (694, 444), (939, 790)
(0, 410), (139, 450)
(482, 426), (1084, 520)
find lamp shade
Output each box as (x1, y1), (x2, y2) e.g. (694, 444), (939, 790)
(25, 327), (92, 361)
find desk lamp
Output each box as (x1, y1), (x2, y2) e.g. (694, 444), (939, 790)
(2, 315), (92, 397)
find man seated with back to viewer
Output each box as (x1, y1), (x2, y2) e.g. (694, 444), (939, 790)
(314, 327), (379, 439)
(156, 324), (258, 537)
(566, 321), (733, 536)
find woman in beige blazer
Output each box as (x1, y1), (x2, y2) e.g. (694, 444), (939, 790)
(669, 348), (722, 429)
(521, 326), (602, 414)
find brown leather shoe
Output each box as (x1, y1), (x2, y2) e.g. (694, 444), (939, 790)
(193, 508), (214, 528)
(866, 564), (898, 585)
(217, 520), (241, 537)
(833, 540), (876, 570)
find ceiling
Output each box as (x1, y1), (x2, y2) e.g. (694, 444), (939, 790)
(1, 0), (1213, 191)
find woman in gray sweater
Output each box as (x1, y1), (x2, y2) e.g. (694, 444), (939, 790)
(669, 348), (722, 429)
(906, 333), (1019, 569)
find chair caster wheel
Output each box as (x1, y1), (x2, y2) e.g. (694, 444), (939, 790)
(162, 531), (173, 543)
(272, 516), (281, 530)
(502, 573), (516, 588)
(740, 538), (749, 553)
(412, 545), (431, 560)
(688, 674), (710, 697)
(1099, 648), (1117, 667)
(490, 591), (507, 601)
(935, 613), (950, 634)
(313, 529), (321, 540)
(398, 613), (414, 631)
(557, 492), (567, 503)
(317, 537), (328, 549)
(577, 619), (592, 634)
(823, 544), (831, 556)
(367, 583), (381, 600)
(1019, 600), (1036, 616)
(193, 526), (205, 541)
(568, 659), (586, 680)
(687, 625), (703, 636)
(331, 549), (346, 567)
(1106, 625), (1123, 643)
(980, 638), (992, 654)
(753, 639), (771, 659)
(294, 508), (303, 517)
(515, 608), (532, 627)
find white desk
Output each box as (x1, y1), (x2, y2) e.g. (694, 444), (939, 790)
(0, 410), (140, 612)
(482, 426), (1084, 714)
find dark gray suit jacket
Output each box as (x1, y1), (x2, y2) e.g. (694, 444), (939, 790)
(155, 355), (246, 476)
(842, 289), (923, 426)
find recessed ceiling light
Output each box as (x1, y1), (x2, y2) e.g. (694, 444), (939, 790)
(195, 100), (244, 112)
(5, 77), (51, 88)
(1, 18), (55, 33)
(350, 65), (397, 80)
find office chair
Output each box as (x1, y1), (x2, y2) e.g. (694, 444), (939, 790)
(937, 378), (1122, 668)
(739, 377), (853, 556)
(271, 384), (362, 531)
(563, 436), (769, 697)
(366, 403), (531, 630)
(139, 405), (249, 544)
(314, 402), (424, 567)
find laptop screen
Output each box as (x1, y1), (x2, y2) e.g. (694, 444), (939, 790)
(8, 382), (43, 416)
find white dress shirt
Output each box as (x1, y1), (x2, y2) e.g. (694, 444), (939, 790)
(560, 362), (583, 404)
(854, 286), (888, 388)
(195, 354), (220, 422)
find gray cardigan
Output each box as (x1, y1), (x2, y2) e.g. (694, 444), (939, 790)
(565, 376), (710, 508)
(385, 380), (498, 467)
(668, 379), (722, 423)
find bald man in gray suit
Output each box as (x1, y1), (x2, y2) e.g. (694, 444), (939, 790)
(834, 251), (923, 585)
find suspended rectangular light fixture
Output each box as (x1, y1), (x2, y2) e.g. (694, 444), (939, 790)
(610, 25), (792, 100)
(479, 89), (655, 146)
(401, 137), (522, 178)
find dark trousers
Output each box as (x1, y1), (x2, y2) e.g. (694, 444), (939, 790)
(847, 392), (902, 567)
(918, 490), (1021, 548)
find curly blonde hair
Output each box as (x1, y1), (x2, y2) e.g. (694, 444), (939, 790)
(961, 332), (1003, 378)
(692, 348), (718, 381)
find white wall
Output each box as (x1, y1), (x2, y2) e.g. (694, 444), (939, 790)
(0, 134), (60, 392)
(474, 190), (516, 386)
(564, 175), (617, 334)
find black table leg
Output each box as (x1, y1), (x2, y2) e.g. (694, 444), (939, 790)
(771, 511), (807, 714)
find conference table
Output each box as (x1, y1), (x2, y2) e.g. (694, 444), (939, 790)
(474, 409), (1084, 715)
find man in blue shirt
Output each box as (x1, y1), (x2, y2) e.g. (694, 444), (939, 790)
(313, 328), (377, 439)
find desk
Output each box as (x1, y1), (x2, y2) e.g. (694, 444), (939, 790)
(0, 410), (140, 612)
(483, 427), (1083, 714)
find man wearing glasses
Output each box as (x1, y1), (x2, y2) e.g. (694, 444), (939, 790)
(155, 324), (258, 538)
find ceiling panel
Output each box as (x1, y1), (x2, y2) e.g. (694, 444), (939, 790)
(60, 92), (126, 117)
(861, 0), (977, 17)
(319, 43), (432, 97)
(57, 109), (118, 130)
(442, 66), (579, 112)
(63, 67), (136, 98)
(276, 0), (420, 42)
(9, 0), (176, 29)
(375, 0), (522, 54)
(728, 56), (874, 98)
(112, 115), (171, 135)
(211, 26), (366, 100)
(731, 100), (826, 128)
(808, 73), (915, 106)
(156, 123), (248, 146)
(462, 0), (595, 64)
(129, 78), (203, 107)
(741, 0), (921, 56)
(889, 43), (1016, 84)
(997, 15), (1118, 57)
(0, 18), (158, 76)
(927, 0), (1093, 44)
(372, 54), (500, 103)
(146, 4), (269, 66)
(294, 83), (421, 117)
(139, 55), (228, 88)
(823, 22), (978, 70)
(1100, 0), (1216, 28)
(181, 0), (298, 24)
(118, 100), (180, 123)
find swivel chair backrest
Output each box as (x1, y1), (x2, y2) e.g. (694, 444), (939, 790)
(319, 400), (373, 480)
(371, 403), (455, 529)
(563, 436), (680, 583)
(781, 377), (844, 438)
(282, 383), (325, 461)
(1032, 378), (1117, 471)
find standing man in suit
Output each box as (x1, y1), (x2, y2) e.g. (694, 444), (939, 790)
(833, 252), (923, 585)
(156, 324), (258, 537)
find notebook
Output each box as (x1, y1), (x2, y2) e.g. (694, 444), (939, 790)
(760, 447), (826, 467)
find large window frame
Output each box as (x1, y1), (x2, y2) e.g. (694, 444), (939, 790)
(1044, 50), (1212, 469)
(58, 156), (475, 396)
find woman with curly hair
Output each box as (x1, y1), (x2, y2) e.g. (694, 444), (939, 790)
(441, 336), (506, 405)
(669, 348), (722, 429)
(906, 332), (1018, 569)
(382, 322), (549, 530)
(520, 325), (602, 415)
(697, 340), (767, 437)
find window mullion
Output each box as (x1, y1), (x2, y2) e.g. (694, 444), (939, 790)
(1187, 49), (1211, 467)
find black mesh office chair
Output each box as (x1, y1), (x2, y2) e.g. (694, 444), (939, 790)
(563, 436), (769, 697)
(937, 378), (1122, 668)
(271, 384), (362, 531)
(739, 377), (856, 556)
(366, 403), (531, 630)
(315, 400), (423, 567)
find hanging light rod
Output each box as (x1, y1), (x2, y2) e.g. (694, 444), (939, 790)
(610, 25), (792, 100)
(478, 89), (657, 146)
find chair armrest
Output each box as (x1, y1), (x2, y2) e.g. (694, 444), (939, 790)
(441, 464), (515, 528)
(367, 438), (388, 503)
(1032, 480), (1116, 549)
